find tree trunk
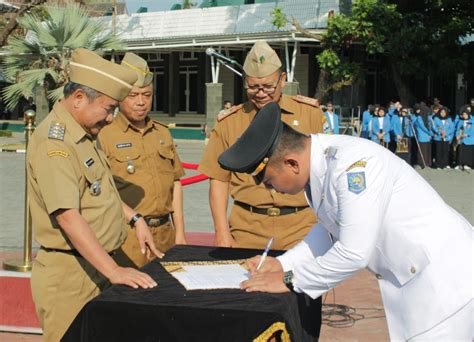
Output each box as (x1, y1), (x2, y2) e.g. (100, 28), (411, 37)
(0, 0), (48, 47)
(34, 85), (49, 124)
(314, 69), (331, 103)
(389, 58), (414, 106)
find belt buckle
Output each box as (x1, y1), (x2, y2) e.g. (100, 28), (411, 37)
(267, 207), (280, 216)
(147, 218), (160, 227)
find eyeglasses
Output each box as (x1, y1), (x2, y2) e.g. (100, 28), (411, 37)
(244, 73), (282, 94)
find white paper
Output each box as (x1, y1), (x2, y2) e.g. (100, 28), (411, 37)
(171, 264), (250, 290)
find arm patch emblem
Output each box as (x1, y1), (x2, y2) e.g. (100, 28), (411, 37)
(347, 172), (366, 194)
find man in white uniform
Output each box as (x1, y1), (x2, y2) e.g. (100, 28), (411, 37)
(218, 102), (473, 341)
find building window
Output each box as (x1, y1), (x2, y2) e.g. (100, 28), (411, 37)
(148, 53), (163, 61)
(180, 51), (197, 60)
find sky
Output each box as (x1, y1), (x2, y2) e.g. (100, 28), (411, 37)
(125, 0), (204, 13)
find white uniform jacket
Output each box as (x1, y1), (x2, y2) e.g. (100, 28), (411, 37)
(278, 134), (473, 340)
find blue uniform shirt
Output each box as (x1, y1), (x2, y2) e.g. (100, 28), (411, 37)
(371, 116), (391, 142)
(456, 119), (474, 145)
(324, 111), (340, 134)
(361, 110), (372, 139)
(390, 115), (411, 142)
(432, 117), (455, 142)
(414, 116), (432, 143)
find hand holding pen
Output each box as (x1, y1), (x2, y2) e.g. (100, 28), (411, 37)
(256, 237), (274, 271)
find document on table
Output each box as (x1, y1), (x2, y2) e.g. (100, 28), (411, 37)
(170, 264), (250, 290)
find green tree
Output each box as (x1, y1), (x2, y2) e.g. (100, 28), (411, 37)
(272, 0), (474, 104)
(0, 0), (48, 47)
(1, 4), (124, 122)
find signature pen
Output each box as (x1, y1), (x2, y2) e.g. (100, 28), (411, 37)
(256, 237), (274, 271)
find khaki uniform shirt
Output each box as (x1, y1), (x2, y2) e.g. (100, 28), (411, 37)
(98, 113), (185, 216)
(27, 102), (127, 252)
(199, 94), (325, 207)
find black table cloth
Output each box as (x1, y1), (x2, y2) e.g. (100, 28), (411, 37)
(63, 245), (322, 342)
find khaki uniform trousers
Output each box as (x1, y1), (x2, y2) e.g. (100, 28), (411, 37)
(114, 221), (175, 268)
(229, 205), (316, 250)
(31, 249), (109, 342)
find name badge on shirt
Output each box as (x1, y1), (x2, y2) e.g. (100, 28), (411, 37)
(347, 172), (366, 194)
(84, 158), (95, 168)
(116, 142), (132, 149)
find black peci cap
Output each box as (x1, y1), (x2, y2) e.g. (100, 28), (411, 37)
(218, 102), (283, 184)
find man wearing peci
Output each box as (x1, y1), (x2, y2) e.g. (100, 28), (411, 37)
(199, 40), (327, 251)
(27, 49), (162, 341)
(99, 53), (186, 268)
(218, 102), (472, 341)
(198, 40), (328, 339)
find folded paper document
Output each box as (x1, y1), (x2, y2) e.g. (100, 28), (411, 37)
(162, 260), (250, 290)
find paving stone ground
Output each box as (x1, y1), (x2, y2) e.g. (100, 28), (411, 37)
(1, 131), (472, 341)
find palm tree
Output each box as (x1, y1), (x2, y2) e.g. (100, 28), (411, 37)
(182, 1), (196, 9)
(1, 4), (125, 123)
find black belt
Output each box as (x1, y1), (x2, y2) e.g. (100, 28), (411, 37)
(40, 246), (115, 257)
(145, 214), (170, 227)
(234, 201), (309, 216)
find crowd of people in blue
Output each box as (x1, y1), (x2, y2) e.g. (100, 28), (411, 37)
(323, 98), (474, 170)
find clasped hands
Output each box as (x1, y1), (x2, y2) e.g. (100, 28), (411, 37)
(240, 256), (290, 294)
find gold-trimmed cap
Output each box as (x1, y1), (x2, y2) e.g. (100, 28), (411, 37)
(68, 48), (137, 101)
(243, 40), (282, 78)
(218, 102), (283, 184)
(121, 52), (154, 87)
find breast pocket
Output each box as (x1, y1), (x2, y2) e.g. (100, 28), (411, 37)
(157, 143), (175, 173)
(83, 165), (106, 198)
(114, 150), (141, 172)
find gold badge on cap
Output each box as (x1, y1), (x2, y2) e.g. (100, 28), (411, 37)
(292, 120), (300, 127)
(48, 122), (66, 141)
(89, 180), (101, 196)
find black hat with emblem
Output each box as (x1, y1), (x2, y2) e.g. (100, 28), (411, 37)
(218, 102), (283, 184)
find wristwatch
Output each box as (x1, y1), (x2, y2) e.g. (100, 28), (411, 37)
(283, 271), (294, 292)
(128, 213), (143, 228)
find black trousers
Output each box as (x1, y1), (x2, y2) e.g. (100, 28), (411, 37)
(417, 142), (432, 167)
(457, 144), (474, 167)
(434, 141), (450, 168)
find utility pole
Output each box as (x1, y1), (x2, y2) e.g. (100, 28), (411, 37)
(112, 0), (116, 34)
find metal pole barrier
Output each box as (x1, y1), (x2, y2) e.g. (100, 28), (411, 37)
(3, 109), (36, 272)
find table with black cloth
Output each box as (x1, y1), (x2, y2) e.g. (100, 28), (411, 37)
(62, 245), (322, 342)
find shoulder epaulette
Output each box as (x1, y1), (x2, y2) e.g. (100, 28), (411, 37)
(48, 122), (66, 141)
(152, 119), (170, 129)
(292, 95), (320, 108)
(216, 104), (244, 122)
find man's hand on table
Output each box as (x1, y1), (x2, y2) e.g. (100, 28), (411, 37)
(108, 266), (158, 289)
(135, 218), (164, 259)
(241, 256), (289, 293)
(214, 230), (236, 247)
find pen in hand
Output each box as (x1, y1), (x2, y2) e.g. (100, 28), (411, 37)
(256, 237), (274, 271)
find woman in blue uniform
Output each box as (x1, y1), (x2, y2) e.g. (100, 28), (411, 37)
(455, 109), (474, 170)
(324, 102), (340, 134)
(432, 107), (454, 169)
(361, 105), (374, 139)
(390, 107), (411, 161)
(371, 107), (391, 148)
(413, 104), (432, 168)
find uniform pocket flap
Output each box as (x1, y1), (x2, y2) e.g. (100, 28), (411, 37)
(114, 151), (140, 162)
(158, 143), (174, 159)
(390, 245), (431, 286)
(84, 166), (104, 184)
